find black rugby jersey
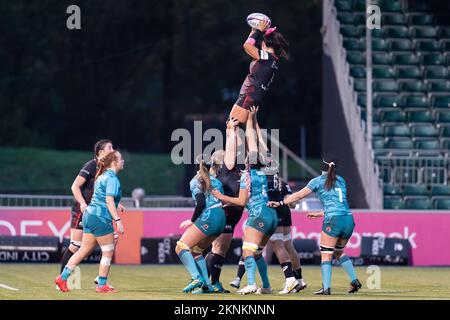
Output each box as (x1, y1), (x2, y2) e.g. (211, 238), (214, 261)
(216, 163), (245, 198)
(71, 159), (97, 213)
(266, 173), (292, 202)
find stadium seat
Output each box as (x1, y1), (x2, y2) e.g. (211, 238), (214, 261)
(390, 150), (413, 157)
(343, 38), (364, 51)
(432, 95), (450, 108)
(399, 80), (425, 92)
(346, 51), (364, 64)
(384, 183), (402, 196)
(403, 94), (430, 108)
(337, 12), (356, 24)
(384, 26), (410, 38)
(441, 138), (450, 149)
(350, 65), (366, 78)
(388, 39), (414, 51)
(420, 53), (444, 65)
(357, 93), (367, 107)
(433, 198), (450, 210)
(373, 79), (398, 92)
(384, 196), (405, 209)
(373, 137), (385, 149)
(424, 66), (448, 79)
(373, 66), (396, 78)
(383, 13), (407, 25)
(385, 124), (410, 136)
(372, 38), (389, 51)
(407, 110), (434, 123)
(372, 122), (383, 136)
(414, 138), (440, 149)
(404, 184), (429, 196)
(341, 25), (361, 37)
(381, 110), (405, 122)
(441, 40), (450, 51)
(438, 26), (450, 38)
(375, 94), (402, 108)
(392, 52), (419, 65)
(357, 26), (383, 38)
(373, 52), (392, 64)
(440, 125), (450, 137)
(380, 0), (403, 12)
(409, 14), (434, 25)
(386, 137), (413, 149)
(335, 0), (352, 11)
(427, 80), (450, 92)
(396, 66), (422, 79)
(436, 110), (450, 124)
(415, 39), (441, 51)
(411, 26), (438, 38)
(353, 0), (367, 12)
(407, 0), (429, 12)
(354, 79), (366, 92)
(405, 197), (432, 210)
(431, 185), (450, 196)
(411, 124), (439, 137)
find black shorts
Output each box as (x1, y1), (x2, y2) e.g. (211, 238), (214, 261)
(70, 210), (84, 230)
(222, 206), (245, 234)
(275, 205), (292, 227)
(235, 93), (263, 110)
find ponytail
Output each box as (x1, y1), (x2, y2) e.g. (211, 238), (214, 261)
(197, 161), (211, 193)
(95, 151), (119, 180)
(324, 162), (337, 190)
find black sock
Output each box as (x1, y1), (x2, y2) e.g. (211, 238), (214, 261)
(280, 262), (294, 279)
(60, 248), (75, 273)
(294, 268), (303, 280)
(236, 256), (246, 279)
(206, 252), (224, 284)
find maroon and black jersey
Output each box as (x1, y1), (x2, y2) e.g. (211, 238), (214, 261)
(71, 159), (97, 214)
(236, 50), (279, 109)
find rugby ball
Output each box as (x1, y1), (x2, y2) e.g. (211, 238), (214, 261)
(246, 13), (271, 29)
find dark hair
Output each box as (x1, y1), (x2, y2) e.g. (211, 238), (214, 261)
(263, 31), (290, 60)
(95, 151), (119, 180)
(94, 139), (113, 159)
(322, 157), (338, 190)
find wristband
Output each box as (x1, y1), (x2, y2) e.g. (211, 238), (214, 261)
(279, 200), (284, 206)
(114, 218), (121, 222)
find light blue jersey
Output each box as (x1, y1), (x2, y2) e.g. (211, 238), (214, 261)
(190, 175), (224, 209)
(306, 174), (351, 217)
(239, 169), (269, 214)
(86, 169), (122, 220)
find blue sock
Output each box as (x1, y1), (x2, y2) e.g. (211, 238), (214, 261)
(195, 256), (210, 285)
(339, 255), (357, 281)
(244, 256), (257, 286)
(321, 261), (332, 290)
(98, 276), (107, 286)
(61, 266), (72, 281)
(256, 256), (271, 288)
(178, 250), (202, 280)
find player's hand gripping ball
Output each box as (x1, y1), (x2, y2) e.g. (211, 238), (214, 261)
(246, 13), (271, 29)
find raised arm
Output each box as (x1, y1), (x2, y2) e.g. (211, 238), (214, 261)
(243, 20), (270, 60)
(246, 107), (258, 154)
(224, 117), (239, 170)
(254, 108), (269, 155)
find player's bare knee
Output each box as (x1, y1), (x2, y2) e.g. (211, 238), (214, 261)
(176, 241), (190, 254)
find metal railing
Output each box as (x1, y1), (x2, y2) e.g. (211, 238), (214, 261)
(377, 156), (450, 186)
(323, 0), (383, 208)
(0, 194), (323, 211)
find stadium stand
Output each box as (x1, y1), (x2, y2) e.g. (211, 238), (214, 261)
(335, 0), (450, 209)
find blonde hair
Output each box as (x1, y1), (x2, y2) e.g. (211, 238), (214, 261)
(210, 150), (225, 177)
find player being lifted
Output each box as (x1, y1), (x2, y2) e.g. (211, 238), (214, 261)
(229, 17), (289, 124)
(175, 159), (226, 294)
(212, 107), (278, 295)
(269, 158), (362, 295)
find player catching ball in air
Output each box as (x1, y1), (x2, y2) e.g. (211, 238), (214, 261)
(55, 151), (125, 293)
(176, 159), (226, 294)
(268, 158), (362, 295)
(229, 17), (290, 124)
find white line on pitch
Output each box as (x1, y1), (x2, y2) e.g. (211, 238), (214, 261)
(0, 284), (19, 291)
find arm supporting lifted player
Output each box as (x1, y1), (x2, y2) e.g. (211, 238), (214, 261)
(268, 187), (324, 219)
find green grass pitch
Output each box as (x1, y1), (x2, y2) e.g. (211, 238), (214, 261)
(0, 264), (449, 300)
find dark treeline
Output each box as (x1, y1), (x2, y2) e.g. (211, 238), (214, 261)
(0, 0), (322, 156)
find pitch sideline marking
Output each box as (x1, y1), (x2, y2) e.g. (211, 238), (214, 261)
(0, 283), (19, 291)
